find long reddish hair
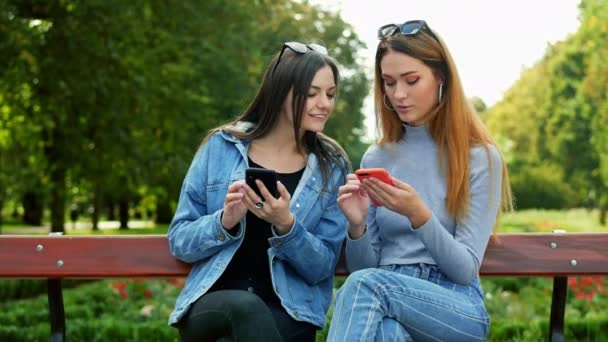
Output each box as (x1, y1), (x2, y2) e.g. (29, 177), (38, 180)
(374, 29), (512, 221)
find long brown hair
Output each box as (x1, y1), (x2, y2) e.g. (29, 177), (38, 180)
(374, 27), (512, 221)
(204, 45), (350, 188)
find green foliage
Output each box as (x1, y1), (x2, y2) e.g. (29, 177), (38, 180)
(498, 208), (605, 233)
(485, 0), (608, 217)
(482, 276), (608, 341)
(510, 163), (577, 209)
(0, 0), (369, 230)
(0, 278), (183, 341)
(0, 279), (95, 302)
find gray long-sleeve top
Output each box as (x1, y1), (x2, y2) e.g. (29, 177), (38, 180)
(346, 124), (503, 284)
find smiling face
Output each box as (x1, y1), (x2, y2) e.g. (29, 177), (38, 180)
(381, 50), (441, 126)
(282, 64), (336, 135)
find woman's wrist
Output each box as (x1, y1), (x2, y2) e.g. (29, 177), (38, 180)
(220, 211), (236, 230)
(348, 223), (367, 240)
(409, 204), (432, 229)
(273, 213), (295, 235)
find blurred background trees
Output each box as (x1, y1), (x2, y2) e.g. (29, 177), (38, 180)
(485, 0), (608, 224)
(1, 0), (608, 231)
(0, 0), (369, 232)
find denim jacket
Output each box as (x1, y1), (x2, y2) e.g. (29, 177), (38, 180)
(167, 123), (348, 328)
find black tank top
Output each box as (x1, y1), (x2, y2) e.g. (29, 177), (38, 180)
(209, 159), (305, 303)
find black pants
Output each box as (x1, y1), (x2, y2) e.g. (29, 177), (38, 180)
(176, 290), (317, 342)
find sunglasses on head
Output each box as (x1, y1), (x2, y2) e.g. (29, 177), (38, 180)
(377, 20), (439, 42)
(272, 41), (328, 74)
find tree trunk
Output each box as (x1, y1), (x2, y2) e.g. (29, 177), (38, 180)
(600, 193), (608, 226)
(119, 199), (129, 229)
(155, 201), (173, 224)
(50, 166), (66, 233)
(22, 191), (43, 226)
(107, 201), (116, 221)
(91, 186), (101, 231)
(0, 196), (4, 234)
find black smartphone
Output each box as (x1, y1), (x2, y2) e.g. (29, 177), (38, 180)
(245, 168), (279, 200)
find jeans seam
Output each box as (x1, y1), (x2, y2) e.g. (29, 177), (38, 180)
(375, 284), (489, 321)
(375, 286), (488, 341)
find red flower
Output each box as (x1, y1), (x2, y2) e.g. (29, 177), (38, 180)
(113, 281), (127, 290)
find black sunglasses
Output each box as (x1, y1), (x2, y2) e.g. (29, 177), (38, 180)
(377, 20), (439, 42)
(272, 41), (328, 74)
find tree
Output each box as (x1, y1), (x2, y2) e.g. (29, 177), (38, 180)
(1, 0), (370, 231)
(484, 0), (608, 220)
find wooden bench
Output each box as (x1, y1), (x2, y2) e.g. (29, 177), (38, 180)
(1, 232), (607, 342)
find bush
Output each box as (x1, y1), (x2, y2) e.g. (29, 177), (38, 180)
(0, 279), (94, 302)
(510, 163), (577, 209)
(0, 278), (184, 341)
(483, 277), (608, 341)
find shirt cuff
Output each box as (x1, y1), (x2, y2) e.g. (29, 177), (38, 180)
(347, 224), (368, 241)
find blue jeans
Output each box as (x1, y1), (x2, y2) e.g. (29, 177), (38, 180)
(327, 264), (489, 342)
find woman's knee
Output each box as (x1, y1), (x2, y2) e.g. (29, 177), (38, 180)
(213, 290), (270, 317)
(341, 269), (384, 291)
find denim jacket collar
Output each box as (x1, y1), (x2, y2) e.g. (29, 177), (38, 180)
(218, 121), (322, 196)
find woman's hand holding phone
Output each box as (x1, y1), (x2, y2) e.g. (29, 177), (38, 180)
(355, 168), (393, 206)
(360, 175), (432, 229)
(243, 172), (294, 235)
(337, 174), (370, 239)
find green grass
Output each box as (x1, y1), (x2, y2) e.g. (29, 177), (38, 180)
(3, 208), (604, 235)
(498, 208), (606, 233)
(67, 225), (169, 235)
(0, 222), (169, 235)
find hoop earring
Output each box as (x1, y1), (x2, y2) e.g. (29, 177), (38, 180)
(438, 83), (444, 104)
(383, 94), (395, 111)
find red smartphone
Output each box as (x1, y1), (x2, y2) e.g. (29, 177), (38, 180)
(355, 168), (393, 206)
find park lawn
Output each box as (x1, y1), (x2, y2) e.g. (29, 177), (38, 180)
(499, 208), (606, 233)
(66, 224), (170, 235)
(0, 222), (169, 235)
(2, 208), (604, 235)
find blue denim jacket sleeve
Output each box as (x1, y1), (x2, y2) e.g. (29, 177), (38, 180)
(268, 161), (347, 286)
(168, 136), (243, 263)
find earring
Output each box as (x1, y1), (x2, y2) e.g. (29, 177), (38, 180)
(383, 94), (395, 111)
(438, 83), (444, 104)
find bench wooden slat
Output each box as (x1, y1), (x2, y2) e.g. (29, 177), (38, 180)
(335, 233), (608, 277)
(480, 233), (608, 276)
(1, 233), (607, 279)
(0, 235), (190, 278)
(1, 232), (607, 342)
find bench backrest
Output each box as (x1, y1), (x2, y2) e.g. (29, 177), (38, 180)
(1, 233), (607, 278)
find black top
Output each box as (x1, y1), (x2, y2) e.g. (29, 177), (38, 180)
(208, 158), (305, 303)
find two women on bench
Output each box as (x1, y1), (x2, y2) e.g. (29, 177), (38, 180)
(167, 42), (349, 341)
(168, 20), (513, 342)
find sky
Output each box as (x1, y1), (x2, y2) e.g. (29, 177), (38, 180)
(310, 0), (582, 138)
